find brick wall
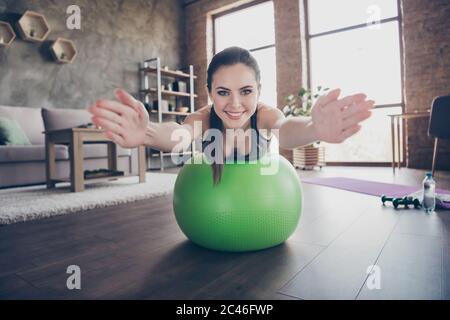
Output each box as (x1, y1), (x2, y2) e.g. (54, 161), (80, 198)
(403, 0), (450, 170)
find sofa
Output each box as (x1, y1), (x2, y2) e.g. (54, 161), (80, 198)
(0, 105), (139, 189)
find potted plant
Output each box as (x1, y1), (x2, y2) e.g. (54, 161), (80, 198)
(283, 86), (329, 170)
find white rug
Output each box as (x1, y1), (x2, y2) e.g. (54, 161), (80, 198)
(0, 172), (177, 225)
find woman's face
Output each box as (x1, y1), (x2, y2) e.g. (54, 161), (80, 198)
(208, 63), (260, 130)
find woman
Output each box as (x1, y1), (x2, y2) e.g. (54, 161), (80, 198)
(88, 47), (374, 183)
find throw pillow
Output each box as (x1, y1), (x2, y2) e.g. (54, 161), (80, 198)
(0, 117), (32, 145)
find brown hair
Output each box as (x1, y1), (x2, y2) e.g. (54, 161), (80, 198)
(206, 47), (261, 185)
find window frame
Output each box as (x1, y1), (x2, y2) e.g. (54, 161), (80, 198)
(212, 0), (275, 55)
(304, 0), (405, 165)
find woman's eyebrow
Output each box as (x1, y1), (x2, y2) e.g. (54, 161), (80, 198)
(215, 85), (254, 90)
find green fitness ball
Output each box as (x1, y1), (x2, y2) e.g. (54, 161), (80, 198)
(173, 153), (303, 252)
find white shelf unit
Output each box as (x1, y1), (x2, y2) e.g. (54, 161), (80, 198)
(140, 57), (197, 171)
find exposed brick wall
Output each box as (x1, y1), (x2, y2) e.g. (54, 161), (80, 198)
(402, 0), (450, 170)
(184, 0), (304, 162)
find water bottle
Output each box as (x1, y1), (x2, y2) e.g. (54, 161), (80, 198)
(422, 172), (436, 213)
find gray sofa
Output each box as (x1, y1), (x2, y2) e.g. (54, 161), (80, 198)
(0, 105), (139, 189)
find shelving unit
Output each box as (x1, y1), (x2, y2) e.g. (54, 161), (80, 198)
(50, 37), (77, 64)
(140, 57), (197, 171)
(0, 21), (16, 47)
(16, 10), (50, 42)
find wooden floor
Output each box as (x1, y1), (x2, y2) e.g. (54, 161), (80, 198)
(1, 166), (449, 300)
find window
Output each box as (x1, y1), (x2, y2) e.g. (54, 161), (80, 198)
(307, 0), (403, 163)
(214, 1), (277, 108)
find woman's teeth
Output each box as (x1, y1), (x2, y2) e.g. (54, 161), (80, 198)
(225, 111), (244, 119)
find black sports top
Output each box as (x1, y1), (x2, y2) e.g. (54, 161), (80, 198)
(202, 105), (272, 163)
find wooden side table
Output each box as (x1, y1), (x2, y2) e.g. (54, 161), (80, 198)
(388, 111), (430, 173)
(44, 128), (146, 192)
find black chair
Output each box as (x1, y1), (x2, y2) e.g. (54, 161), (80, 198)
(428, 95), (450, 176)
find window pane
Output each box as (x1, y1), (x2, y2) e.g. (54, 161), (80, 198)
(323, 106), (402, 162)
(310, 21), (402, 105)
(251, 47), (277, 107)
(308, 0), (398, 34)
(215, 1), (275, 52)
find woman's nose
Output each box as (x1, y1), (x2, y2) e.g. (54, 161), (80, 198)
(230, 93), (242, 106)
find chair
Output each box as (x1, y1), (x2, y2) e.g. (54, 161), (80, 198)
(428, 95), (450, 176)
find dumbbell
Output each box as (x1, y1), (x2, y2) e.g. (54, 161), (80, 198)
(381, 195), (422, 209)
(381, 195), (399, 208)
(405, 196), (422, 209)
(397, 196), (422, 209)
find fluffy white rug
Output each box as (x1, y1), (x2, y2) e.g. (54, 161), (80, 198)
(0, 172), (177, 225)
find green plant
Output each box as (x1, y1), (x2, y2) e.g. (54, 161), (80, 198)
(282, 86), (329, 117)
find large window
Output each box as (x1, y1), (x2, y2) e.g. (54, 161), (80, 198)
(307, 0), (403, 163)
(214, 0), (277, 108)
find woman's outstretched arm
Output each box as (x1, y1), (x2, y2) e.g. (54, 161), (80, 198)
(263, 88), (375, 149)
(87, 88), (200, 152)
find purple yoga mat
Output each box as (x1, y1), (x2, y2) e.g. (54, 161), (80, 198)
(302, 177), (450, 210)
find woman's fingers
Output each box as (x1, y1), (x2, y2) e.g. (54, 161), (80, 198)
(342, 110), (372, 129)
(89, 104), (123, 125)
(92, 116), (126, 136)
(315, 88), (341, 109)
(342, 100), (375, 120)
(115, 88), (146, 118)
(326, 93), (367, 111)
(105, 130), (126, 146)
(95, 99), (134, 117)
(339, 124), (361, 142)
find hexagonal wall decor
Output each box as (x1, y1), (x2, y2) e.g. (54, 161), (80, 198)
(17, 10), (50, 42)
(50, 37), (77, 64)
(0, 21), (16, 47)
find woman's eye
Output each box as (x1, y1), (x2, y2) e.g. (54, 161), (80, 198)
(241, 89), (252, 95)
(217, 91), (229, 96)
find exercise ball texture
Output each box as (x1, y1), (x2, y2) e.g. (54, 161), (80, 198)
(173, 153), (302, 252)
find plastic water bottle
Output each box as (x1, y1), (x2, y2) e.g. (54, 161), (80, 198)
(422, 172), (436, 213)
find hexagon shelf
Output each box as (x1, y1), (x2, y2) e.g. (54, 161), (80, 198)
(17, 10), (50, 42)
(50, 37), (77, 64)
(0, 21), (16, 47)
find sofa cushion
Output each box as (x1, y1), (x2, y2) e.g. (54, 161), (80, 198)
(42, 108), (91, 131)
(0, 106), (45, 145)
(0, 117), (32, 145)
(0, 145), (69, 163)
(0, 143), (131, 163)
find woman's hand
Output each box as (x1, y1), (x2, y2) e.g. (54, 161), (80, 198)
(310, 88), (374, 143)
(87, 88), (149, 148)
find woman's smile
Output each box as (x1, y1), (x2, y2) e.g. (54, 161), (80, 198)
(224, 110), (245, 120)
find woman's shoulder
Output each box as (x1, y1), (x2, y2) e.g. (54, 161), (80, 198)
(196, 105), (213, 115)
(184, 105), (211, 119)
(256, 102), (285, 130)
(182, 105), (211, 131)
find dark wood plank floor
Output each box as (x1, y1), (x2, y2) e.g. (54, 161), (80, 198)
(1, 166), (449, 300)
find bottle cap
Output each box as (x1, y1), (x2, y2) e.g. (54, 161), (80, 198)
(426, 172), (432, 177)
